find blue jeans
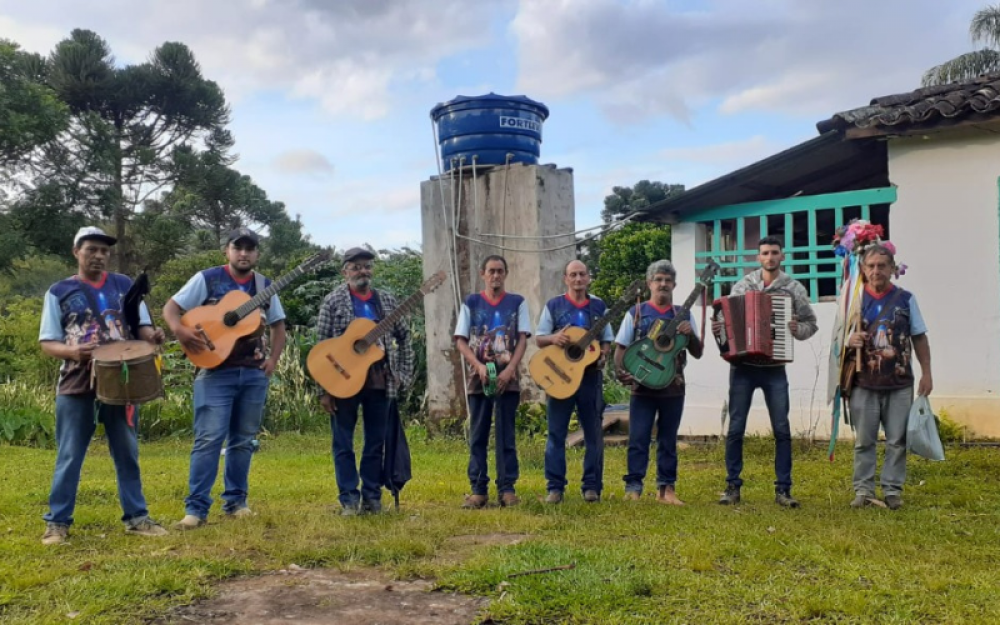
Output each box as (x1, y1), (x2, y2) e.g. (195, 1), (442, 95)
(725, 364), (792, 491)
(44, 394), (149, 526)
(545, 368), (604, 494)
(467, 392), (519, 495)
(330, 388), (389, 507)
(624, 394), (684, 492)
(185, 367), (269, 518)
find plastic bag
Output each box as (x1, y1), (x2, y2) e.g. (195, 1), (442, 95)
(906, 396), (945, 461)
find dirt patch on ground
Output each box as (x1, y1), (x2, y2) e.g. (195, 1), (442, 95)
(153, 568), (488, 625)
(153, 534), (532, 625)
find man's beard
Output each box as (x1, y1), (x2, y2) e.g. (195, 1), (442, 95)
(351, 277), (370, 289)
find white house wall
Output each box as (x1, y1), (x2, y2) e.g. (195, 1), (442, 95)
(887, 133), (1000, 437)
(671, 132), (1000, 439)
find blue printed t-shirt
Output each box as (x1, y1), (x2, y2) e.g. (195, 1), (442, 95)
(39, 272), (153, 395)
(171, 266), (286, 369)
(855, 285), (927, 391)
(536, 294), (614, 370)
(350, 288), (388, 390)
(454, 291), (532, 394)
(615, 302), (698, 397)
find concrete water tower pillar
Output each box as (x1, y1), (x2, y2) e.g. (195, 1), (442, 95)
(420, 95), (576, 426)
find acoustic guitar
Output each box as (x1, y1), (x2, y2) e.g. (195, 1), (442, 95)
(621, 261), (720, 389)
(179, 252), (330, 369)
(308, 271), (447, 398)
(527, 279), (645, 399)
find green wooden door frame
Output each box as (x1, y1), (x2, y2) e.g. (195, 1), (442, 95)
(687, 187), (897, 302)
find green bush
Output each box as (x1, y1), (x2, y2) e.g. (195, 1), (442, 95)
(936, 408), (968, 444)
(0, 295), (58, 387)
(0, 380), (55, 447)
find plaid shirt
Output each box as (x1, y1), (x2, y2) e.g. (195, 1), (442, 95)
(315, 283), (414, 399)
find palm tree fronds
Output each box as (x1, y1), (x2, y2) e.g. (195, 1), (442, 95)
(921, 48), (1000, 86)
(970, 4), (1000, 48)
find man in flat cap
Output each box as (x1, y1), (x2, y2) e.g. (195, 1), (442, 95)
(163, 227), (287, 529)
(315, 246), (414, 515)
(39, 226), (168, 545)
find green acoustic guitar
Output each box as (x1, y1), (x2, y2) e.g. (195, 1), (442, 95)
(621, 261), (720, 389)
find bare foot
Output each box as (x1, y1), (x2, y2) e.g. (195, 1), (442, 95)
(656, 486), (685, 506)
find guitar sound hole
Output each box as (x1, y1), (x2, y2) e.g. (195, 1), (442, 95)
(353, 341), (368, 355)
(565, 345), (585, 362)
(655, 335), (673, 351)
(223, 312), (240, 327)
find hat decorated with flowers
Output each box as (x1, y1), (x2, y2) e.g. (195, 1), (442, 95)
(832, 219), (907, 278)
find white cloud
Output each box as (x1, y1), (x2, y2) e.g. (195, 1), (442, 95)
(0, 0), (504, 118)
(658, 135), (776, 167)
(511, 0), (989, 124)
(272, 149), (335, 176)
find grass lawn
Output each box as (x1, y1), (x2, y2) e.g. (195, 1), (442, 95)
(2, 432), (1000, 624)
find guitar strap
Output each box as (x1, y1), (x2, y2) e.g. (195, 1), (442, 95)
(253, 272), (270, 312)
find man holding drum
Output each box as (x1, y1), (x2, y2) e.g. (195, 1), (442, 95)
(39, 226), (168, 545)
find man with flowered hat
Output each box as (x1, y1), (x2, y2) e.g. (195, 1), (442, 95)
(838, 223), (932, 510)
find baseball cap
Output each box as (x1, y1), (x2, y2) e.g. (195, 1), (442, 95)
(343, 247), (376, 263)
(227, 227), (260, 246)
(74, 226), (117, 247)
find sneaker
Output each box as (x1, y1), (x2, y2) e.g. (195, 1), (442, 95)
(774, 491), (800, 508)
(126, 517), (168, 537)
(499, 492), (520, 507)
(544, 490), (564, 504)
(851, 494), (886, 509)
(361, 499), (383, 515)
(41, 522), (69, 546)
(884, 494), (903, 510)
(461, 494), (488, 509)
(340, 503), (361, 517)
(583, 490), (601, 503)
(623, 490), (642, 501)
(656, 485), (685, 506)
(226, 506), (254, 519)
(718, 484), (741, 505)
(173, 514), (207, 530)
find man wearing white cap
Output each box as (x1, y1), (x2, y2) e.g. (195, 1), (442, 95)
(38, 226), (168, 545)
(163, 227), (286, 529)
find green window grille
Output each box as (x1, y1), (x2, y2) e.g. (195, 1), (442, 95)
(689, 187), (896, 303)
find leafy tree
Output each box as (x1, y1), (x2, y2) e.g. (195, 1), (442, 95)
(582, 180), (683, 294)
(0, 40), (67, 165)
(23, 29), (230, 272)
(591, 222), (671, 305)
(601, 180), (685, 223)
(923, 4), (1000, 85)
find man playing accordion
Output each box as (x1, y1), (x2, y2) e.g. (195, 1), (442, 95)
(712, 236), (818, 507)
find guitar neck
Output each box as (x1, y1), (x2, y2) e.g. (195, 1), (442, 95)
(572, 290), (638, 349)
(662, 282), (708, 334)
(232, 262), (312, 321)
(361, 288), (425, 347)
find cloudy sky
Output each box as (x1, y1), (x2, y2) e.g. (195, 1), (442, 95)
(1, 0), (987, 250)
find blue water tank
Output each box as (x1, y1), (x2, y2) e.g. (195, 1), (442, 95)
(430, 93), (549, 172)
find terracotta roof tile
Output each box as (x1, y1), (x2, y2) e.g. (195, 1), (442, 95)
(817, 73), (1000, 134)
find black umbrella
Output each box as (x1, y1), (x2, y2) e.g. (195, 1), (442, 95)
(381, 399), (411, 510)
(122, 272), (150, 340)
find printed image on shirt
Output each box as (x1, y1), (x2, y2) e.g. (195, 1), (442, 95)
(470, 308), (518, 367)
(59, 287), (128, 347)
(856, 288), (920, 389)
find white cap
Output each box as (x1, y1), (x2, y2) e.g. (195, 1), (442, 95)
(74, 226), (117, 247)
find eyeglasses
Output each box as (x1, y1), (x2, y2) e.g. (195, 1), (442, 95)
(346, 262), (373, 271)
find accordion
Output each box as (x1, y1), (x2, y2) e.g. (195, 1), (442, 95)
(711, 292), (794, 364)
